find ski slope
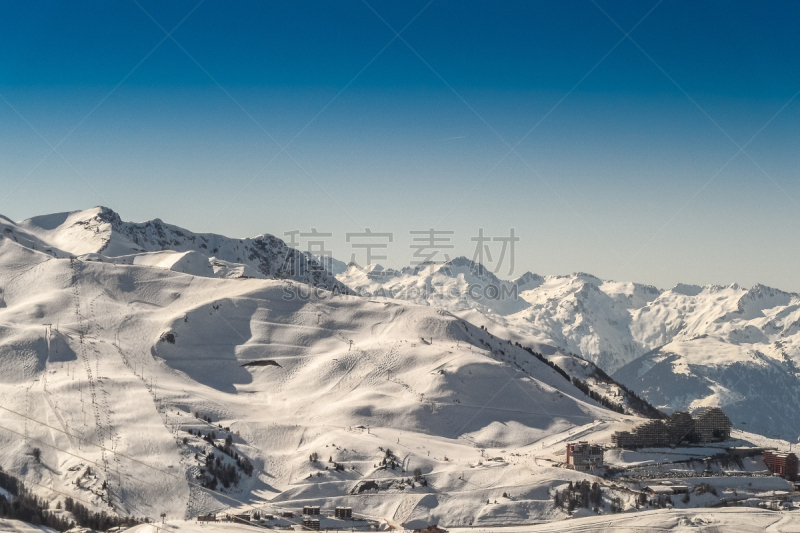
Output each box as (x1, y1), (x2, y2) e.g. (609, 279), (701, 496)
(0, 210), (643, 528)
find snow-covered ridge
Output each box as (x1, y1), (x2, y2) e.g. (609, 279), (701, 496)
(335, 256), (535, 317)
(14, 207), (351, 293)
(330, 256), (800, 375)
(326, 255), (800, 439)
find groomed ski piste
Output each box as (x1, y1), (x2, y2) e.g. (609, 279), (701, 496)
(0, 207), (798, 532)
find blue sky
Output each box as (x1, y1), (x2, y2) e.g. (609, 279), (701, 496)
(2, 1), (800, 289)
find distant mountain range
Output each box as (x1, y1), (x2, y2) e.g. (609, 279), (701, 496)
(322, 252), (800, 440)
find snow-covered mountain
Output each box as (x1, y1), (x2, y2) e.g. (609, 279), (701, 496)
(12, 207), (349, 293)
(335, 257), (532, 316)
(0, 208), (651, 528)
(334, 258), (665, 373)
(330, 260), (800, 440)
(614, 336), (800, 440)
(4, 206), (800, 530)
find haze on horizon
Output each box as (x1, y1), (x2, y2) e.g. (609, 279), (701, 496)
(2, 1), (799, 291)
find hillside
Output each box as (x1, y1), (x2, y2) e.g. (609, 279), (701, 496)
(0, 215), (645, 528)
(332, 260), (800, 440)
(15, 207), (349, 292)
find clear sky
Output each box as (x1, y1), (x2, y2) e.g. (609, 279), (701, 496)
(2, 1), (800, 290)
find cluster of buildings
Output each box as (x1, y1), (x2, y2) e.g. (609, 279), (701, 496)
(566, 408), (734, 471)
(300, 505), (354, 529)
(301, 504), (352, 518)
(611, 407), (732, 449)
(564, 407), (800, 487)
(198, 505), (355, 529)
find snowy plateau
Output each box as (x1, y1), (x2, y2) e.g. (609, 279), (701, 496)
(1, 207), (800, 532)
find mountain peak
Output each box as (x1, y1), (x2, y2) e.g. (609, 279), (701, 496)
(513, 271), (545, 290)
(746, 283), (796, 298)
(670, 283), (703, 296)
(572, 272), (603, 285)
(94, 205), (118, 217)
(442, 256), (502, 282)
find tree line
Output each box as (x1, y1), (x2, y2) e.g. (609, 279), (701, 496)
(552, 480), (604, 512)
(0, 467), (137, 531)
